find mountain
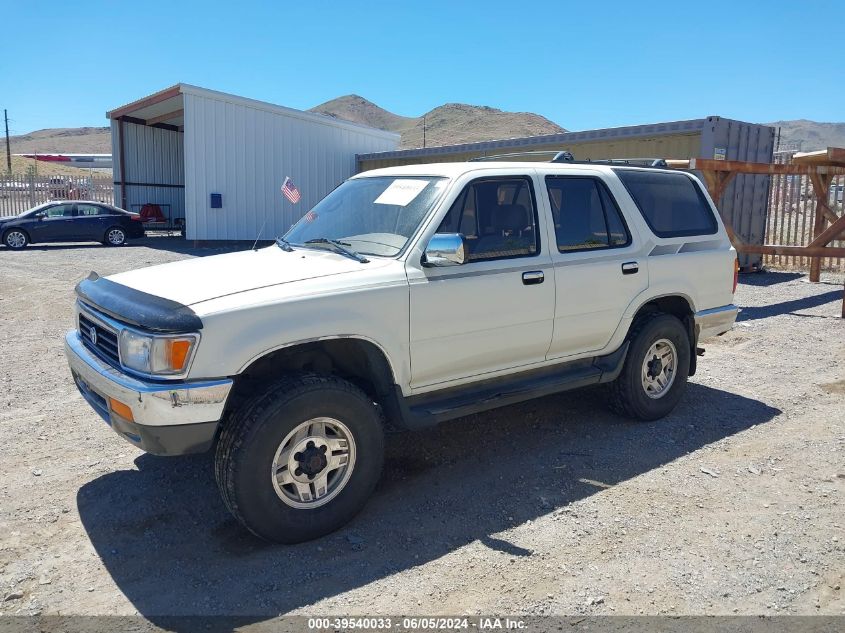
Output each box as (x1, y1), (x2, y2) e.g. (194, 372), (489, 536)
(309, 95), (415, 133)
(310, 95), (566, 149)
(4, 127), (111, 155)
(766, 120), (845, 152)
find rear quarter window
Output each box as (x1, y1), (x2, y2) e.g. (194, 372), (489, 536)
(614, 169), (718, 238)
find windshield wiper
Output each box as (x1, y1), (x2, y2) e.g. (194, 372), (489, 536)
(275, 236), (294, 252)
(303, 238), (369, 263)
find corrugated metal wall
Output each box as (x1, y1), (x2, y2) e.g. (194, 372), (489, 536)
(182, 91), (398, 241)
(111, 120), (184, 222)
(356, 119), (711, 171)
(699, 117), (775, 269)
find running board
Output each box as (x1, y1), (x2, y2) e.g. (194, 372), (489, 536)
(390, 343), (629, 429)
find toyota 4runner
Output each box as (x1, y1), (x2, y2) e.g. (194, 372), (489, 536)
(65, 159), (739, 542)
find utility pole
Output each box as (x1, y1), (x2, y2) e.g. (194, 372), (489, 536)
(423, 114), (426, 148)
(4, 110), (10, 174)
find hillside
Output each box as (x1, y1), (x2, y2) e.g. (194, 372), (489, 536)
(310, 95), (566, 149)
(767, 120), (845, 152)
(2, 155), (106, 176)
(5, 127), (111, 155)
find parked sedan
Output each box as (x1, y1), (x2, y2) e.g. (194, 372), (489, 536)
(0, 201), (145, 249)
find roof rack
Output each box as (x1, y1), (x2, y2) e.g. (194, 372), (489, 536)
(578, 157), (669, 168)
(469, 150), (564, 162)
(468, 151), (668, 168)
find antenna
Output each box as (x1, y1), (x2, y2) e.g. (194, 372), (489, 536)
(252, 217), (267, 251)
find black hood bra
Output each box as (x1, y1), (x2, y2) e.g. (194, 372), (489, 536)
(75, 271), (203, 333)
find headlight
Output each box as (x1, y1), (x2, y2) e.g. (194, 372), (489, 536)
(118, 329), (198, 376)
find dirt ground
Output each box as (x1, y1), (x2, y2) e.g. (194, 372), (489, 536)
(0, 239), (843, 623)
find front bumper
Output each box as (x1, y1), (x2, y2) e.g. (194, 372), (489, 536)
(694, 304), (739, 340)
(64, 331), (233, 455)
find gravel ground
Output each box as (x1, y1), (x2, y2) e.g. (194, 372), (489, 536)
(0, 239), (843, 623)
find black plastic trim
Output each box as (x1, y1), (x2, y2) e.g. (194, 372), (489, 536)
(387, 342), (630, 430)
(111, 416), (218, 456)
(75, 272), (203, 333)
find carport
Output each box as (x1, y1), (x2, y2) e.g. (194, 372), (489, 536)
(107, 84), (398, 240)
(108, 85), (185, 232)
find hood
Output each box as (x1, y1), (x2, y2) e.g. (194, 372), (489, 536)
(107, 245), (389, 306)
(0, 215), (16, 222)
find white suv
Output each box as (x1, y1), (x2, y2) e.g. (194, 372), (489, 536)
(64, 159), (738, 542)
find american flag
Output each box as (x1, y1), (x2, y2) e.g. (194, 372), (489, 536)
(281, 177), (301, 204)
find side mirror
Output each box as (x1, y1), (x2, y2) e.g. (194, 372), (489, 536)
(34, 212), (46, 220)
(423, 233), (467, 267)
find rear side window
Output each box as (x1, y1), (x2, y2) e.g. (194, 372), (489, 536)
(545, 177), (630, 252)
(614, 169), (717, 238)
(77, 204), (106, 216)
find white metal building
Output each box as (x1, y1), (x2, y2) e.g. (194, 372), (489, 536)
(107, 84), (399, 240)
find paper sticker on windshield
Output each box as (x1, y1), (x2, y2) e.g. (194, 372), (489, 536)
(373, 179), (429, 206)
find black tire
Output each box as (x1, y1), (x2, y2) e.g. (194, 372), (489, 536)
(3, 229), (29, 249)
(104, 226), (126, 246)
(606, 313), (690, 421)
(215, 373), (384, 543)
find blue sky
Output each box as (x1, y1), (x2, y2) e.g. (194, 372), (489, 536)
(1, 0), (842, 135)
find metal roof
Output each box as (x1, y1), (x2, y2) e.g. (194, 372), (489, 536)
(106, 84), (400, 140)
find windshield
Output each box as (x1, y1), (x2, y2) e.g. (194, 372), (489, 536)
(283, 176), (449, 257)
(18, 202), (54, 218)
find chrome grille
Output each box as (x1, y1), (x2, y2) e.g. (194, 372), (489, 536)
(78, 312), (120, 365)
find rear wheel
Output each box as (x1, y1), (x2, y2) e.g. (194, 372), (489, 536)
(607, 313), (690, 421)
(215, 373), (384, 543)
(104, 226), (126, 246)
(3, 229), (28, 249)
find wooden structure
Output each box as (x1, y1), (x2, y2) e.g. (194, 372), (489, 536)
(667, 148), (845, 317)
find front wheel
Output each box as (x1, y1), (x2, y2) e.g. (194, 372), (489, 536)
(214, 373), (384, 543)
(4, 229), (28, 249)
(104, 226), (126, 246)
(606, 313), (690, 421)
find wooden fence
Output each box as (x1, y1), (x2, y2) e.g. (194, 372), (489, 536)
(763, 151), (845, 272)
(0, 173), (114, 216)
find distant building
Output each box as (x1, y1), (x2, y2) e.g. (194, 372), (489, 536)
(107, 84), (399, 240)
(15, 154), (112, 169)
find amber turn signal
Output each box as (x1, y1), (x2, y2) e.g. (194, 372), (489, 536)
(109, 398), (135, 422)
(165, 339), (192, 371)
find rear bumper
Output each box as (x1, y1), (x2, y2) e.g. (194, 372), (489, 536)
(64, 331), (232, 455)
(694, 304), (739, 340)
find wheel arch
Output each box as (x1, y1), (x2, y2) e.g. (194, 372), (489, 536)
(625, 293), (698, 376)
(231, 335), (399, 406)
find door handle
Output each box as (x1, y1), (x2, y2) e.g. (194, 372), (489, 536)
(621, 262), (639, 275)
(522, 271), (544, 285)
